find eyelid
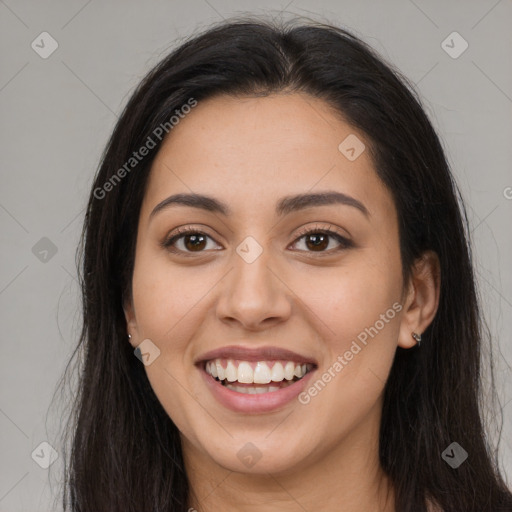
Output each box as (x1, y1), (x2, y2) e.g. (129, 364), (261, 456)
(161, 225), (222, 256)
(162, 223), (353, 255)
(292, 223), (350, 242)
(289, 223), (354, 253)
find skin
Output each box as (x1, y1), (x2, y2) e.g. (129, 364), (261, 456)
(124, 92), (440, 512)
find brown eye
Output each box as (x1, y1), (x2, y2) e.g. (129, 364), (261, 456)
(162, 228), (222, 254)
(182, 233), (207, 251)
(291, 227), (353, 254)
(162, 225), (353, 256)
(303, 233), (330, 251)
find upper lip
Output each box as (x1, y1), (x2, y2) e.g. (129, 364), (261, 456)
(196, 345), (318, 366)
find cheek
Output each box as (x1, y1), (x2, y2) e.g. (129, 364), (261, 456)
(131, 249), (212, 341)
(298, 258), (402, 346)
(292, 253), (402, 414)
(131, 256), (213, 434)
(294, 274), (401, 433)
(330, 278), (401, 346)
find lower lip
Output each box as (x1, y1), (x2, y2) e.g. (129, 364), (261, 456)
(199, 365), (316, 413)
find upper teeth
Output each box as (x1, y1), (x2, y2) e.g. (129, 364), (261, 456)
(205, 359), (311, 384)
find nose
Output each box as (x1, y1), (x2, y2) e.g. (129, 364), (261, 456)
(215, 246), (292, 331)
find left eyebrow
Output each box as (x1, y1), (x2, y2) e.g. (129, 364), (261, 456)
(149, 191), (370, 220)
(276, 191), (370, 218)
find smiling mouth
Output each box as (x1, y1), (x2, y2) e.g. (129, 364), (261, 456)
(204, 358), (315, 394)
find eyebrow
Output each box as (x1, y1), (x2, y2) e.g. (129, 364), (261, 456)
(149, 191), (370, 219)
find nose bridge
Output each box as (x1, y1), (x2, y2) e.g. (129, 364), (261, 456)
(215, 235), (291, 329)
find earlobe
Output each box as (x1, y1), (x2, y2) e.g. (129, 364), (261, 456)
(122, 295), (138, 346)
(397, 250), (441, 349)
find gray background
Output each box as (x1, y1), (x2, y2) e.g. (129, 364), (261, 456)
(1, 0), (511, 510)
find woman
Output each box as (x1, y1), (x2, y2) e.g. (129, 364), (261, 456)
(60, 15), (512, 511)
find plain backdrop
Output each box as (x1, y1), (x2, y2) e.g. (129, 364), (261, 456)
(1, 1), (511, 510)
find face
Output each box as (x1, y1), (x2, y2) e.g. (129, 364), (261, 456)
(125, 92), (417, 476)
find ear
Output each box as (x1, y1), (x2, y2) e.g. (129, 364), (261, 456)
(123, 294), (139, 348)
(397, 250), (441, 349)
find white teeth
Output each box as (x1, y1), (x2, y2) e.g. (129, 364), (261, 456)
(284, 361), (295, 380)
(205, 358), (310, 384)
(253, 361), (272, 384)
(215, 361), (225, 380)
(271, 362), (284, 382)
(237, 362), (253, 383)
(225, 383), (283, 394)
(225, 361), (238, 382)
(209, 361), (218, 378)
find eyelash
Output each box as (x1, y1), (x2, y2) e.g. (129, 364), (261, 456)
(161, 224), (353, 256)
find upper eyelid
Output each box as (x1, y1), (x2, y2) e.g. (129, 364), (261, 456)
(294, 223), (348, 239)
(163, 224), (351, 251)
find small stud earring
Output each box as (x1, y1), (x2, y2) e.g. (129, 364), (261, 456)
(128, 334), (132, 340)
(412, 332), (422, 346)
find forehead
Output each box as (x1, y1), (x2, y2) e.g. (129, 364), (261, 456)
(142, 93), (395, 222)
